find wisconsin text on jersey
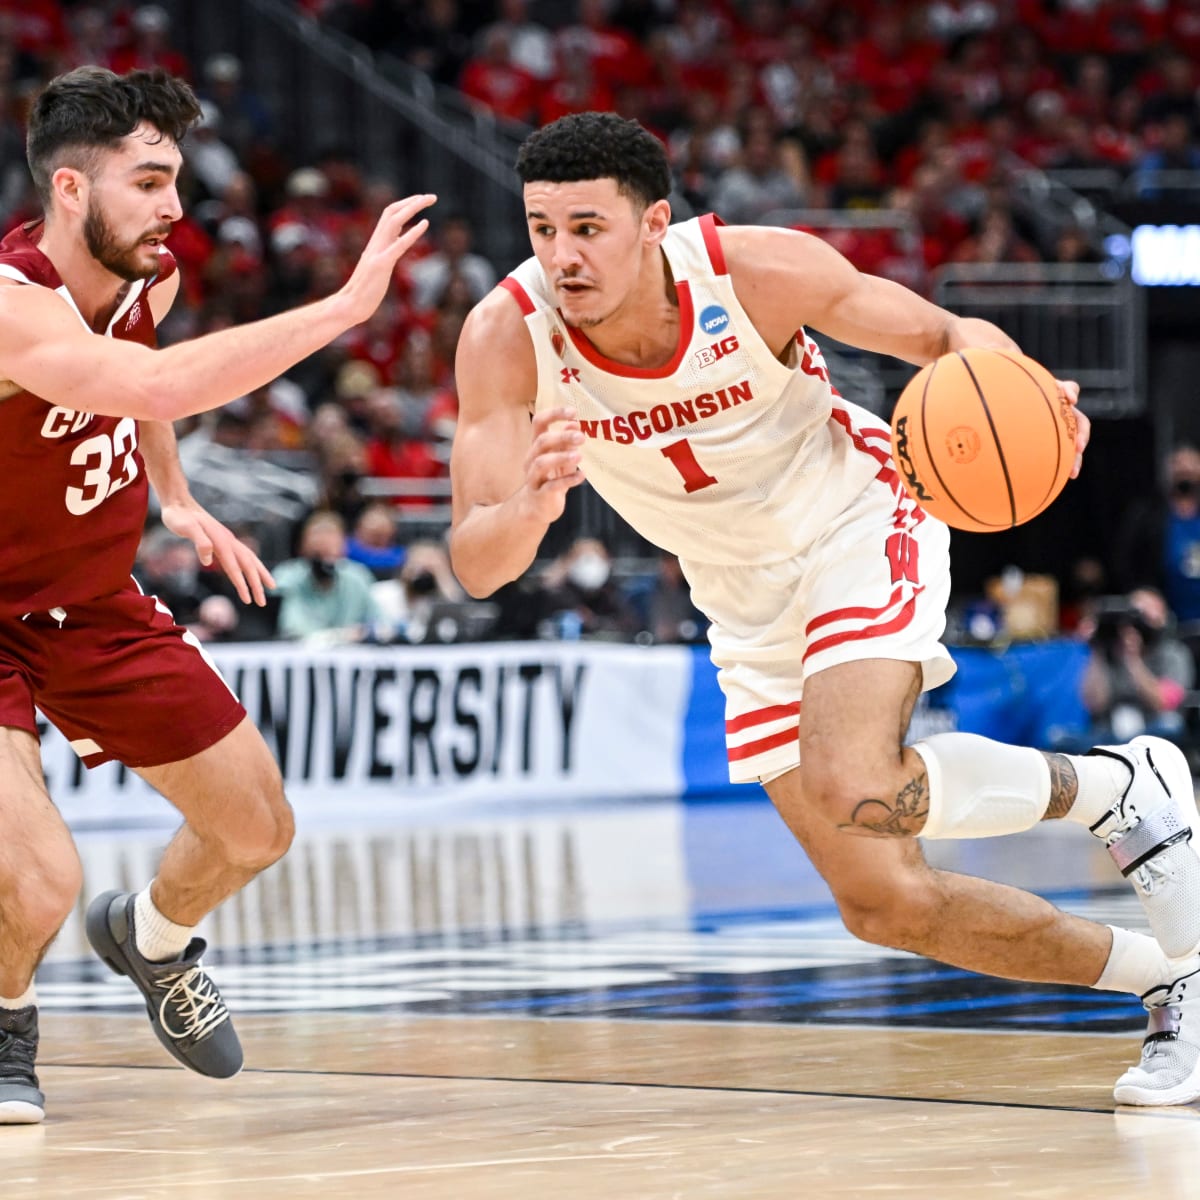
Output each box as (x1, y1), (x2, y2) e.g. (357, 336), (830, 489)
(577, 379), (756, 444)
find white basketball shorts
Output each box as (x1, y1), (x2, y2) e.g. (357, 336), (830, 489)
(687, 472), (955, 784)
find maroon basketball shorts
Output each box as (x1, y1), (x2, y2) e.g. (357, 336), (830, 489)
(0, 585), (246, 769)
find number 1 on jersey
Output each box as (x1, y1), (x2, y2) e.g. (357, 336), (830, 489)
(661, 438), (718, 494)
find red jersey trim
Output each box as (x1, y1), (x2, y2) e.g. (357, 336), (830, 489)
(564, 281), (695, 380)
(499, 276), (535, 316)
(727, 726), (798, 762)
(726, 701), (800, 734)
(830, 403), (901, 490)
(699, 213), (728, 275)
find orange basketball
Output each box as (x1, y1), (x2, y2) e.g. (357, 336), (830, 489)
(889, 348), (1077, 533)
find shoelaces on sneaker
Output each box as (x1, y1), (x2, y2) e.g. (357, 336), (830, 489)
(153, 965), (230, 1043)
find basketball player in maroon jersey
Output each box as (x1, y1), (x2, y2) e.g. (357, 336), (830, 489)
(449, 112), (1200, 1105)
(0, 67), (434, 1123)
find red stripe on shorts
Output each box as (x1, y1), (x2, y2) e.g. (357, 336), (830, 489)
(803, 592), (923, 663)
(727, 726), (799, 762)
(725, 701), (800, 734)
(805, 584), (909, 636)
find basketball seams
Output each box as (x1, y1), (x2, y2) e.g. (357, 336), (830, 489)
(993, 349), (1065, 519)
(956, 351), (1017, 527)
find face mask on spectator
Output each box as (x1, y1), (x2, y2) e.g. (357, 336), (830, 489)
(309, 557), (337, 583)
(568, 554), (610, 591)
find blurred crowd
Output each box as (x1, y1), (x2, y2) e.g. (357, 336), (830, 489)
(315, 0), (1200, 285)
(2, 2), (1200, 665)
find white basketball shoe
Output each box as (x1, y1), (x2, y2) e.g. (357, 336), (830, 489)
(1115, 964), (1200, 1106)
(1087, 736), (1200, 960)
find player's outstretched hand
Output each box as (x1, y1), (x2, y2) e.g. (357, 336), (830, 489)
(338, 193), (437, 326)
(1056, 378), (1089, 478)
(523, 406), (586, 521)
(161, 501), (276, 607)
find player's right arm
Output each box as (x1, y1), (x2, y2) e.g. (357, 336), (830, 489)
(449, 289), (584, 598)
(0, 194), (435, 422)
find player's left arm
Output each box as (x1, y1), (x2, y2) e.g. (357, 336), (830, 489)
(719, 224), (1089, 475)
(140, 270), (275, 605)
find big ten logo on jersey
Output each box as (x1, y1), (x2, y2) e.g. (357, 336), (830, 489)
(41, 408), (140, 516)
(692, 334), (739, 371)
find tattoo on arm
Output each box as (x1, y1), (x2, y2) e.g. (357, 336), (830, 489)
(839, 773), (930, 837)
(1041, 753), (1078, 820)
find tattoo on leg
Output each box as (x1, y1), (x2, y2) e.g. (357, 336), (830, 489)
(840, 773), (930, 837)
(1042, 753), (1078, 820)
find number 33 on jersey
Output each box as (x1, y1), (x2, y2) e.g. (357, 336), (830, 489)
(0, 220), (170, 615)
(42, 406), (140, 516)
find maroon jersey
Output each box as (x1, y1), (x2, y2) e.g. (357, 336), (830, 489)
(0, 221), (177, 615)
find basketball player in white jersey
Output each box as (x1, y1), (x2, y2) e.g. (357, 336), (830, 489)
(450, 112), (1200, 1105)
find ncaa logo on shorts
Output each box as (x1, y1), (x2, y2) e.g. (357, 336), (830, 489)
(699, 305), (730, 336)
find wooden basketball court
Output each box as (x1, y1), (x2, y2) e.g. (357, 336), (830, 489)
(12, 802), (1195, 1198)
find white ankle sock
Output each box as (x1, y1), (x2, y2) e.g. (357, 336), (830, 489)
(1062, 754), (1132, 830)
(1094, 925), (1175, 996)
(134, 884), (196, 963)
(0, 982), (36, 1010)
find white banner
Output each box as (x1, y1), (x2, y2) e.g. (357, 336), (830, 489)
(41, 641), (692, 824)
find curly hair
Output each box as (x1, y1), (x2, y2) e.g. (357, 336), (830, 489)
(516, 112), (672, 209)
(27, 67), (201, 205)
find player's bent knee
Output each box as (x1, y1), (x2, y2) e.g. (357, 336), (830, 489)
(13, 845), (83, 937)
(218, 785), (294, 871)
(799, 757), (895, 831)
(833, 875), (941, 952)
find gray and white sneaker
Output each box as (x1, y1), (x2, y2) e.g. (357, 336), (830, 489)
(1088, 736), (1200, 960)
(1115, 965), (1200, 1106)
(0, 1006), (43, 1124)
(85, 890), (243, 1079)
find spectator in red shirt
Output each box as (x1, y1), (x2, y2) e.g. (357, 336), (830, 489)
(0, 0), (67, 57)
(268, 167), (342, 259)
(481, 0), (555, 82)
(733, 0), (785, 70)
(109, 5), (191, 80)
(362, 389), (444, 504)
(849, 7), (936, 116)
(459, 26), (539, 125)
(539, 54), (614, 127)
(555, 0), (653, 92)
(344, 298), (408, 385)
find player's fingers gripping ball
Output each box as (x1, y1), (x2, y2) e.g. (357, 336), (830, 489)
(890, 347), (1077, 532)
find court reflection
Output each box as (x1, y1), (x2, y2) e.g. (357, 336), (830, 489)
(43, 796), (1151, 1035)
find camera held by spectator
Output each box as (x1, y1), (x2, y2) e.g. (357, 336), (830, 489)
(1078, 588), (1194, 746)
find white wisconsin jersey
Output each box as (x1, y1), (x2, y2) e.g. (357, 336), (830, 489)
(502, 214), (888, 567)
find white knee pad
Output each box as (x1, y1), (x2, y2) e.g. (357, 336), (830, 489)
(913, 733), (1051, 840)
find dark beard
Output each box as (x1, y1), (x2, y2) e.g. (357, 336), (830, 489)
(83, 200), (159, 282)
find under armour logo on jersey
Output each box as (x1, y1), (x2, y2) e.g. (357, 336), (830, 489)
(561, 367), (581, 384)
